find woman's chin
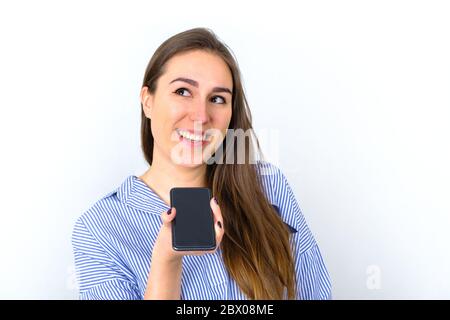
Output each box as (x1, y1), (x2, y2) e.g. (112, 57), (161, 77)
(171, 153), (207, 168)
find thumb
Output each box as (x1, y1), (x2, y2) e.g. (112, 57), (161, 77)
(161, 207), (176, 226)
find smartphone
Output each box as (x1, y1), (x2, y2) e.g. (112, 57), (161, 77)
(170, 187), (216, 251)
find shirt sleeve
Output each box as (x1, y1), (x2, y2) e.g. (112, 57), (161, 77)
(71, 216), (141, 300)
(267, 163), (332, 300)
(293, 237), (332, 299)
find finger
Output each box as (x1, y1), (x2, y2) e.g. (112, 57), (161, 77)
(210, 197), (223, 227)
(214, 218), (224, 246)
(161, 207), (176, 226)
(210, 197), (224, 250)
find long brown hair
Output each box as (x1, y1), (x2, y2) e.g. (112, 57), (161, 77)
(140, 28), (296, 299)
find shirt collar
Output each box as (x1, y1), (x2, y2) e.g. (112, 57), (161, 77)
(116, 175), (170, 214)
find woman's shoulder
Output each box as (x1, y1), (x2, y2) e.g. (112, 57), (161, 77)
(255, 160), (292, 202)
(255, 160), (317, 252)
(255, 161), (306, 227)
(73, 178), (127, 234)
(73, 175), (165, 254)
(74, 175), (159, 234)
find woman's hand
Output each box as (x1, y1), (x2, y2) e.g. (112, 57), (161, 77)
(152, 197), (225, 263)
(144, 197), (224, 299)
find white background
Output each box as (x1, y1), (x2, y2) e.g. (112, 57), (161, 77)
(0, 0), (449, 299)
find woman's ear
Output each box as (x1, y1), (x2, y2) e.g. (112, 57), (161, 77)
(140, 86), (153, 119)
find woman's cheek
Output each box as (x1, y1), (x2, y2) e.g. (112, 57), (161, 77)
(169, 102), (188, 118)
(216, 108), (232, 130)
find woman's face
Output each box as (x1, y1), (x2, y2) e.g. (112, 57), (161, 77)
(141, 50), (233, 167)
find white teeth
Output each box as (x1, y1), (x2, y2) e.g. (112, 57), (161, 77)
(177, 129), (206, 142)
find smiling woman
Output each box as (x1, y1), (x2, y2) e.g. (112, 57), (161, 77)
(71, 27), (332, 300)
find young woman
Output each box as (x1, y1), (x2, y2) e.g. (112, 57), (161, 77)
(72, 28), (332, 300)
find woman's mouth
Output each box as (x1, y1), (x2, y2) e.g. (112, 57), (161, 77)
(175, 128), (211, 147)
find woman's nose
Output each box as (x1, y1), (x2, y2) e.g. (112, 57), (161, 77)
(189, 100), (209, 123)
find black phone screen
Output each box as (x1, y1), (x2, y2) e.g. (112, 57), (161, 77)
(170, 187), (216, 251)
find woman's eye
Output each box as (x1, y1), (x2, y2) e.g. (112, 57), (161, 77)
(211, 96), (226, 104)
(174, 88), (191, 97)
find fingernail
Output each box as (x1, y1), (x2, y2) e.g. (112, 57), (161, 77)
(218, 221), (222, 228)
(167, 208), (172, 215)
(214, 197), (218, 205)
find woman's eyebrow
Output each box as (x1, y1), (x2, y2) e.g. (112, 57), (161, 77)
(169, 77), (232, 95)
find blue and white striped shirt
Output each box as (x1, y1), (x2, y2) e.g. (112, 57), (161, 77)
(71, 162), (332, 300)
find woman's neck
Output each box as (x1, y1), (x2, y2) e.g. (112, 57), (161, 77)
(138, 154), (208, 206)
